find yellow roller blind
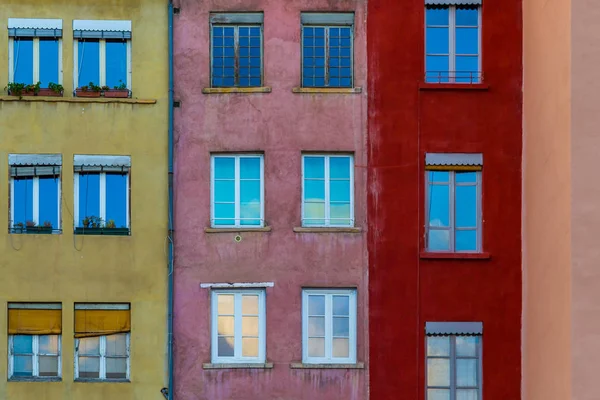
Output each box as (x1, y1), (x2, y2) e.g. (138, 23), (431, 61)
(8, 309), (62, 335)
(74, 309), (131, 338)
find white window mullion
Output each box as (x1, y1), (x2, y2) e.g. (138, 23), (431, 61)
(126, 172), (130, 229)
(100, 336), (107, 379)
(126, 40), (132, 90)
(449, 6), (456, 82)
(58, 39), (63, 85)
(126, 333), (131, 380)
(32, 177), (40, 225)
(73, 40), (79, 89)
(57, 175), (62, 230)
(74, 173), (80, 228)
(234, 294), (242, 359)
(99, 40), (106, 86)
(32, 336), (40, 377)
(449, 172), (456, 252)
(325, 294), (332, 359)
(99, 173), (107, 222)
(260, 157), (265, 226)
(8, 38), (15, 82)
(349, 156), (355, 226)
(324, 157), (331, 226)
(10, 178), (15, 226)
(476, 172), (482, 251)
(32, 38), (40, 83)
(234, 158), (241, 226)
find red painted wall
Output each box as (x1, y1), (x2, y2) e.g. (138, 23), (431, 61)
(367, 0), (522, 399)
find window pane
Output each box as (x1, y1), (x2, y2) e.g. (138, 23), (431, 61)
(240, 180), (260, 203)
(455, 172), (477, 183)
(212, 26), (235, 87)
(105, 40), (127, 89)
(39, 177), (59, 230)
(242, 316), (258, 336)
(214, 158), (235, 179)
(218, 316), (234, 336)
(308, 316), (325, 336)
(427, 358), (450, 386)
(39, 335), (58, 354)
(457, 358), (478, 387)
(332, 296), (349, 316)
(39, 38), (59, 88)
(106, 334), (127, 356)
(13, 335), (33, 354)
(456, 8), (479, 26)
(428, 389), (450, 400)
(217, 337), (234, 357)
(305, 180), (325, 202)
(106, 357), (127, 379)
(78, 174), (100, 226)
(456, 56), (479, 83)
(242, 295), (258, 315)
(332, 338), (349, 358)
(78, 337), (100, 356)
(429, 171), (449, 183)
(333, 317), (349, 337)
(39, 355), (59, 376)
(330, 180), (350, 202)
(218, 294), (234, 314)
(304, 157), (325, 179)
(426, 27), (449, 54)
(330, 203), (351, 225)
(242, 338), (259, 357)
(428, 184), (450, 227)
(427, 336), (450, 356)
(240, 158), (261, 179)
(457, 389), (479, 400)
(78, 40), (100, 87)
(456, 336), (478, 357)
(308, 295), (325, 315)
(428, 229), (451, 251)
(13, 178), (33, 227)
(238, 26), (262, 87)
(426, 56), (449, 83)
(13, 38), (33, 84)
(456, 28), (478, 55)
(426, 7), (449, 26)
(240, 203), (261, 226)
(106, 173), (128, 228)
(456, 230), (477, 251)
(456, 185), (477, 227)
(78, 356), (100, 378)
(304, 203), (325, 226)
(308, 337), (325, 357)
(13, 355), (33, 376)
(330, 157), (351, 179)
(214, 203), (235, 225)
(214, 180), (234, 202)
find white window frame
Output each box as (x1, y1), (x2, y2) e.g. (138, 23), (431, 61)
(8, 37), (63, 85)
(10, 175), (62, 230)
(302, 288), (357, 364)
(424, 5), (482, 83)
(425, 169), (482, 252)
(74, 333), (130, 381)
(301, 154), (355, 227)
(73, 39), (132, 89)
(210, 289), (266, 364)
(8, 334), (62, 379)
(73, 171), (130, 229)
(210, 154), (265, 228)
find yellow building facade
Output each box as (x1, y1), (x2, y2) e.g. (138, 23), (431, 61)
(0, 0), (169, 399)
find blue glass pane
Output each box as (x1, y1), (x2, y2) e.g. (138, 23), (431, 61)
(13, 335), (33, 354)
(456, 172), (477, 183)
(39, 177), (59, 229)
(106, 174), (128, 228)
(426, 7), (449, 26)
(330, 157), (351, 179)
(13, 178), (33, 226)
(78, 174), (100, 226)
(240, 158), (260, 179)
(13, 38), (33, 84)
(456, 185), (477, 227)
(426, 55), (449, 82)
(212, 26), (236, 87)
(214, 158), (235, 179)
(330, 180), (350, 202)
(304, 157), (325, 179)
(240, 180), (260, 203)
(456, 56), (479, 83)
(106, 40), (127, 88)
(214, 180), (234, 202)
(39, 39), (59, 88)
(428, 184), (449, 227)
(13, 355), (33, 376)
(238, 25), (262, 87)
(304, 203), (325, 225)
(240, 203), (261, 225)
(330, 203), (351, 224)
(429, 171), (449, 183)
(456, 28), (478, 54)
(78, 40), (100, 87)
(304, 180), (325, 201)
(456, 8), (479, 26)
(214, 203), (235, 225)
(456, 230), (477, 251)
(428, 230), (450, 251)
(426, 27), (449, 54)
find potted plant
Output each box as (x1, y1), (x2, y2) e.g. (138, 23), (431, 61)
(76, 82), (102, 98)
(76, 215), (103, 235)
(103, 219), (130, 236)
(25, 220), (53, 234)
(103, 80), (130, 98)
(38, 82), (64, 97)
(12, 222), (24, 234)
(5, 81), (40, 97)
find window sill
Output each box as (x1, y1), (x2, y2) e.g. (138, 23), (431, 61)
(0, 95), (156, 104)
(420, 252), (491, 260)
(418, 83), (489, 91)
(292, 87), (362, 94)
(203, 363), (273, 369)
(293, 227), (362, 233)
(10, 229), (61, 235)
(74, 378), (130, 383)
(74, 228), (130, 236)
(290, 362), (364, 369)
(9, 376), (62, 382)
(205, 226), (272, 233)
(202, 87), (272, 94)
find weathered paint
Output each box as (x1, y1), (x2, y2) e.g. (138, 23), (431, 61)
(0, 1), (169, 399)
(172, 0), (368, 399)
(367, 0), (522, 399)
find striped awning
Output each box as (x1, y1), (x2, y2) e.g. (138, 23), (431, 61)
(73, 20), (131, 39)
(9, 154), (62, 177)
(425, 153), (483, 166)
(74, 155), (131, 172)
(426, 322), (483, 336)
(8, 18), (62, 37)
(426, 0), (481, 5)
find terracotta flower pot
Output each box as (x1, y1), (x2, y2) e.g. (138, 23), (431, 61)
(103, 89), (130, 98)
(76, 89), (102, 98)
(37, 88), (63, 97)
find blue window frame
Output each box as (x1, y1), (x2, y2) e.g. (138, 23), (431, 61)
(211, 25), (263, 87)
(425, 170), (481, 252)
(76, 39), (129, 89)
(425, 6), (481, 83)
(211, 155), (264, 228)
(302, 155), (354, 227)
(75, 172), (129, 231)
(10, 37), (60, 87)
(302, 25), (353, 88)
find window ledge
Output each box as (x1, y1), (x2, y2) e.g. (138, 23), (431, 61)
(74, 378), (130, 383)
(293, 227), (362, 233)
(0, 95), (156, 104)
(292, 87), (362, 94)
(420, 252), (491, 260)
(203, 363), (273, 369)
(74, 228), (130, 236)
(9, 377), (62, 382)
(418, 83), (489, 91)
(202, 87), (272, 94)
(205, 226), (272, 233)
(290, 362), (364, 369)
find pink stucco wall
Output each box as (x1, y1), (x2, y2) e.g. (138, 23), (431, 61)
(172, 0), (367, 399)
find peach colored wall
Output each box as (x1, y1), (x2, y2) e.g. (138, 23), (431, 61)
(523, 0), (571, 399)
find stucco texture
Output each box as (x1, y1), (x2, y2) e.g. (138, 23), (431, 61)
(173, 0), (368, 399)
(0, 1), (169, 399)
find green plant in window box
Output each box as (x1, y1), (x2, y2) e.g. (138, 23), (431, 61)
(5, 81), (41, 97)
(76, 216), (128, 236)
(103, 80), (130, 98)
(76, 81), (102, 98)
(25, 220), (52, 234)
(37, 82), (64, 97)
